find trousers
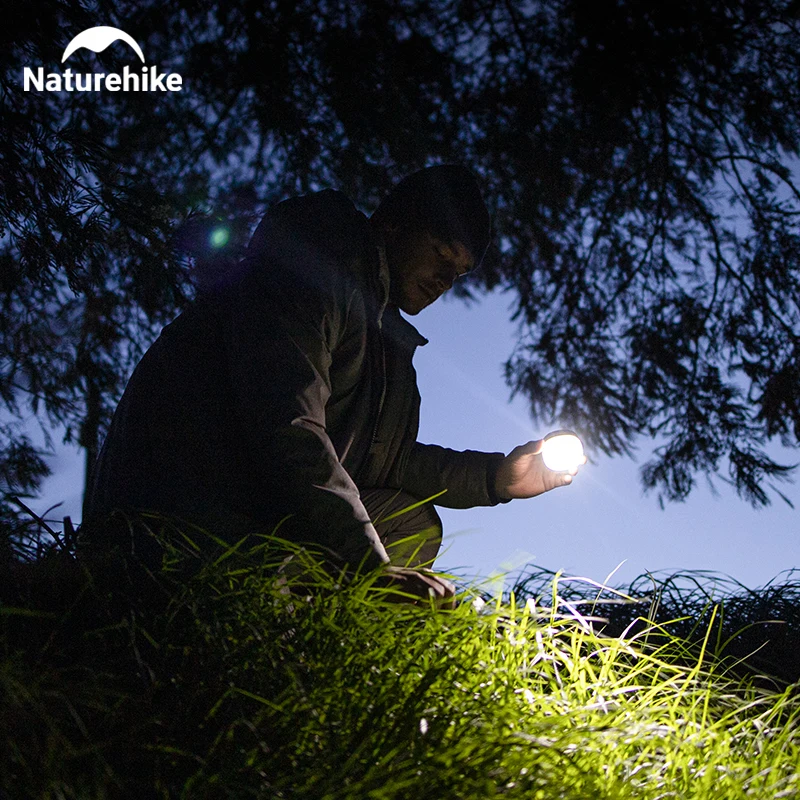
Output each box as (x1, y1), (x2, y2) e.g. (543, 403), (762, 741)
(360, 488), (443, 568)
(78, 489), (443, 572)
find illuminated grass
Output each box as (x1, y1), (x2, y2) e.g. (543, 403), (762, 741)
(1, 526), (799, 798)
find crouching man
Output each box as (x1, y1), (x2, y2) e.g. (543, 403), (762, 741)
(82, 165), (581, 604)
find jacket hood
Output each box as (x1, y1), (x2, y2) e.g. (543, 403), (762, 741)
(247, 189), (425, 347)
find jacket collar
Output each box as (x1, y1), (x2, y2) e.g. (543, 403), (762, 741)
(374, 237), (428, 348)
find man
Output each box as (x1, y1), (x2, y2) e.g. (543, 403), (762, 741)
(83, 165), (581, 604)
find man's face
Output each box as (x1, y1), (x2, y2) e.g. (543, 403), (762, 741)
(386, 228), (474, 315)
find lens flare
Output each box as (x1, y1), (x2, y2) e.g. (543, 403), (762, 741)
(541, 431), (584, 472)
(209, 227), (230, 248)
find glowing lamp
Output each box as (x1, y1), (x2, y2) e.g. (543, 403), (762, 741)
(541, 430), (585, 472)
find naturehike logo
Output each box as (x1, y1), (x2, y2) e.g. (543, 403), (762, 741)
(23, 26), (183, 92)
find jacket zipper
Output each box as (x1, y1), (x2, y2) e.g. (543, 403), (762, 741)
(369, 325), (387, 454)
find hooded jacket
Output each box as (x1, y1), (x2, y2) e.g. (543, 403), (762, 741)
(84, 190), (506, 568)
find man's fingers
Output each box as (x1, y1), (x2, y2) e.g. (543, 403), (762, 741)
(419, 571), (455, 598)
(381, 567), (456, 608)
(416, 575), (456, 608)
(566, 455), (587, 476)
(426, 574), (457, 609)
(511, 439), (543, 457)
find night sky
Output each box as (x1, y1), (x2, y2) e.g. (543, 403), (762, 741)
(32, 285), (799, 592)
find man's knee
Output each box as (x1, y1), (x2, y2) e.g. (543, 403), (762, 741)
(360, 488), (443, 568)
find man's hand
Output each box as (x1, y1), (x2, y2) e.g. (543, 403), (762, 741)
(376, 565), (456, 609)
(494, 439), (586, 501)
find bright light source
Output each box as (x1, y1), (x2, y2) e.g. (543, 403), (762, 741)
(541, 430), (585, 472)
(209, 227), (230, 248)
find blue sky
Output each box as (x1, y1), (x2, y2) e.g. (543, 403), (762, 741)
(412, 288), (799, 592)
(29, 283), (799, 593)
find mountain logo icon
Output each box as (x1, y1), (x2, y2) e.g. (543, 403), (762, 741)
(61, 26), (145, 64)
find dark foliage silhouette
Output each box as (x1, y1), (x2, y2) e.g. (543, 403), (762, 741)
(2, 0), (799, 539)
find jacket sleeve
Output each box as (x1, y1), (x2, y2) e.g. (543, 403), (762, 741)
(400, 442), (510, 509)
(220, 208), (389, 570)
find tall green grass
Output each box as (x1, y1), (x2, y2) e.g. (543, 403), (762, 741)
(1, 522), (799, 798)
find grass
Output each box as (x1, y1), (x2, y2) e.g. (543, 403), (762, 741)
(1, 518), (799, 798)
